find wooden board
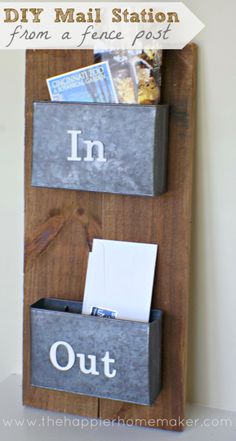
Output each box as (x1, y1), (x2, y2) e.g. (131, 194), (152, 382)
(23, 45), (196, 431)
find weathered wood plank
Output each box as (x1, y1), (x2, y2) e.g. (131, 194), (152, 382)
(23, 45), (196, 430)
(23, 49), (99, 418)
(99, 44), (197, 431)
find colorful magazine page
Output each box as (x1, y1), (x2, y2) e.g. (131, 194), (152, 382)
(47, 61), (118, 103)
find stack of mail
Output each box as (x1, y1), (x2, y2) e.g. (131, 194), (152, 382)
(82, 239), (158, 322)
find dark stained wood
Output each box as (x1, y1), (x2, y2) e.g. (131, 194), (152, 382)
(23, 45), (196, 430)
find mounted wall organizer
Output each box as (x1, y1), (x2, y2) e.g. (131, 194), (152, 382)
(32, 102), (169, 197)
(24, 47), (196, 431)
(30, 298), (163, 406)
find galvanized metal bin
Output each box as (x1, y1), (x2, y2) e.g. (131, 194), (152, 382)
(30, 298), (163, 405)
(32, 102), (169, 197)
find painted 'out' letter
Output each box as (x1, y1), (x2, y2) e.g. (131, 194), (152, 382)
(50, 341), (75, 371)
(76, 354), (99, 375)
(101, 351), (116, 378)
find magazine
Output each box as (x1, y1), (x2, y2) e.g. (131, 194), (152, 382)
(47, 61), (118, 103)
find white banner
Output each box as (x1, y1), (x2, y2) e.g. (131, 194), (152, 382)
(0, 2), (204, 49)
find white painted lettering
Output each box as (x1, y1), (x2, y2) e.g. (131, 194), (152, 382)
(50, 341), (75, 371)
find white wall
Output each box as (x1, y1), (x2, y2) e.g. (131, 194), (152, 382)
(0, 51), (25, 381)
(0, 0), (235, 412)
(185, 0), (236, 411)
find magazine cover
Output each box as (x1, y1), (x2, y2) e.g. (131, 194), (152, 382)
(47, 60), (118, 103)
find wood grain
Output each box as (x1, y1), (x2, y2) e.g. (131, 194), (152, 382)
(23, 49), (99, 418)
(23, 45), (196, 430)
(99, 45), (197, 431)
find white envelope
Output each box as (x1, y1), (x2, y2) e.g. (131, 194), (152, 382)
(82, 239), (158, 322)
